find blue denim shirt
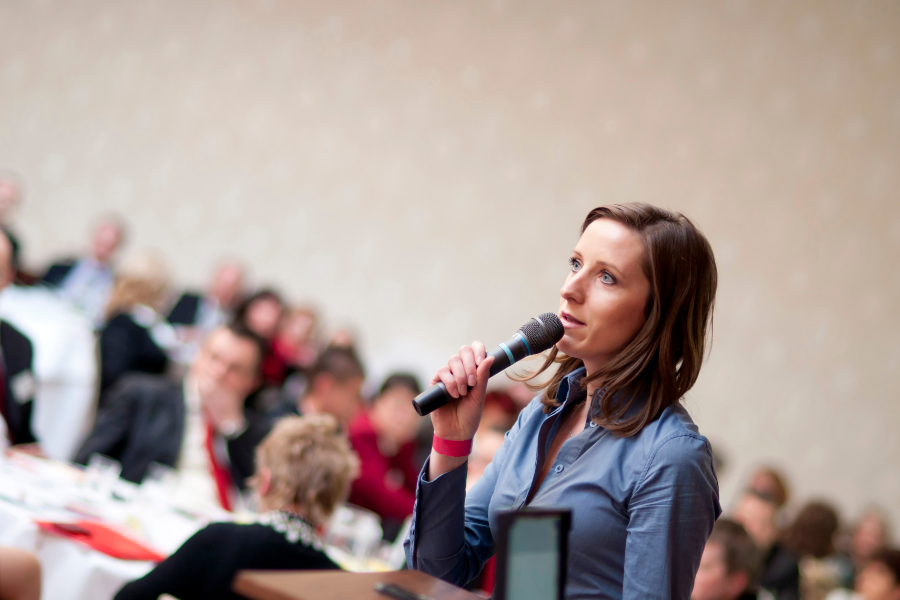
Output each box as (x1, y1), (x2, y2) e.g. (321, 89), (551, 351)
(405, 367), (721, 599)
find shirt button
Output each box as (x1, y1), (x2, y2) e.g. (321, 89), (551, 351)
(589, 422), (597, 428)
(554, 465), (564, 474)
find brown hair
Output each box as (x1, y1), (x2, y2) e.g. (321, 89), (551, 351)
(527, 203), (717, 436)
(709, 518), (760, 582)
(250, 415), (358, 526)
(782, 501), (840, 558)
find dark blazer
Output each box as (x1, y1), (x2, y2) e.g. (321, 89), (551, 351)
(167, 292), (203, 326)
(99, 312), (169, 395)
(40, 258), (77, 287)
(0, 321), (37, 444)
(75, 374), (270, 487)
(114, 518), (338, 600)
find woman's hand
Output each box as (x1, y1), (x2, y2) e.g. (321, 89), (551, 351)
(427, 342), (494, 480)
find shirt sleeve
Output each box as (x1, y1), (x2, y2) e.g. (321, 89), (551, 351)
(622, 433), (721, 600)
(404, 401), (537, 587)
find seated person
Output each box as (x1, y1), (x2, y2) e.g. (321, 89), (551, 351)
(348, 373), (422, 527)
(0, 230), (36, 448)
(827, 549), (900, 600)
(41, 216), (125, 325)
(114, 414), (356, 600)
(168, 260), (245, 333)
(98, 251), (174, 395)
(850, 510), (891, 582)
(733, 489), (801, 600)
(76, 324), (270, 511)
(276, 345), (365, 426)
(0, 546), (41, 600)
(232, 289), (285, 387)
(272, 306), (320, 371)
(692, 518), (761, 600)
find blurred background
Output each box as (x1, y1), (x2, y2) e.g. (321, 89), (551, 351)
(1, 0), (898, 546)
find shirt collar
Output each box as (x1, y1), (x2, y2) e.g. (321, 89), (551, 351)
(555, 366), (650, 423)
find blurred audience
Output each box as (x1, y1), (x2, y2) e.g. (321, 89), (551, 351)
(692, 518), (761, 600)
(782, 502), (847, 600)
(41, 216), (125, 325)
(115, 415), (356, 600)
(76, 324), (270, 511)
(279, 346), (364, 426)
(233, 289), (286, 386)
(272, 306), (320, 371)
(734, 489), (801, 600)
(168, 260), (245, 335)
(98, 252), (174, 397)
(0, 169), (29, 284)
(348, 373), (422, 533)
(827, 549), (900, 600)
(850, 510), (892, 577)
(0, 546), (41, 600)
(0, 230), (37, 449)
(749, 466), (791, 510)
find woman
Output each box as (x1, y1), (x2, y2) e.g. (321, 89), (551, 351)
(233, 289), (286, 386)
(115, 415), (357, 600)
(98, 252), (174, 395)
(348, 373), (423, 529)
(405, 203), (721, 599)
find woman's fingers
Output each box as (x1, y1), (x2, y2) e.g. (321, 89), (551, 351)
(431, 342), (489, 397)
(472, 341), (487, 365)
(459, 346), (478, 388)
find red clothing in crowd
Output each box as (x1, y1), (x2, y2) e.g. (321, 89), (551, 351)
(347, 411), (420, 522)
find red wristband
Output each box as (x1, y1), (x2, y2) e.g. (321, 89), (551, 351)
(432, 434), (473, 457)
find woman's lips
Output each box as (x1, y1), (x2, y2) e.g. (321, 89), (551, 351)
(560, 311), (585, 328)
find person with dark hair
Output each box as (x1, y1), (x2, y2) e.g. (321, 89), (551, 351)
(275, 345), (365, 426)
(348, 373), (423, 530)
(232, 289), (286, 386)
(75, 324), (270, 511)
(0, 230), (37, 449)
(406, 203), (721, 598)
(783, 501), (847, 600)
(41, 216), (126, 325)
(114, 415), (356, 600)
(692, 519), (761, 600)
(734, 489), (801, 600)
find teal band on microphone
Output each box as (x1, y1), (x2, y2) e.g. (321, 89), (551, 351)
(498, 342), (515, 365)
(517, 332), (533, 355)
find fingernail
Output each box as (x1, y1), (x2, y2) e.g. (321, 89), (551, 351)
(468, 376), (476, 387)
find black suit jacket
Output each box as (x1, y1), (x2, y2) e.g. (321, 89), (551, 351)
(40, 258), (77, 287)
(99, 313), (169, 395)
(75, 374), (270, 487)
(167, 292), (202, 326)
(0, 320), (37, 444)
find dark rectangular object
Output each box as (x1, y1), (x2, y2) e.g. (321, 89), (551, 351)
(493, 508), (572, 600)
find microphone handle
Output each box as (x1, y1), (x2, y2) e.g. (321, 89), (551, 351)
(412, 333), (531, 417)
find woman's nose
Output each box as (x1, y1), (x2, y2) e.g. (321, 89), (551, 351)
(560, 273), (585, 304)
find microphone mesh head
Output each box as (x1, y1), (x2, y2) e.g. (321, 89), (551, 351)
(518, 312), (564, 355)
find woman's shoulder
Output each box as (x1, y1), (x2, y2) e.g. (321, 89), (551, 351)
(628, 403), (715, 472)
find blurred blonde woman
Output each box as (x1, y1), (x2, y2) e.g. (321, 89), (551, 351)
(115, 415), (358, 600)
(98, 251), (174, 396)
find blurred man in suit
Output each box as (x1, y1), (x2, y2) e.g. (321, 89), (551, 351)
(168, 261), (245, 334)
(76, 323), (270, 511)
(0, 229), (37, 449)
(42, 216), (125, 326)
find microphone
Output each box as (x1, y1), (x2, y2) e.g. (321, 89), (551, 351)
(412, 312), (564, 416)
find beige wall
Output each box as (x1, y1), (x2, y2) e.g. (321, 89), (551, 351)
(2, 0), (899, 528)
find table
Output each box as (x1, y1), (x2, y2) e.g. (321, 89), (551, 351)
(0, 452), (212, 600)
(234, 570), (483, 600)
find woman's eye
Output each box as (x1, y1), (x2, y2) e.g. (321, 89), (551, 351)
(600, 271), (616, 284)
(568, 257), (582, 272)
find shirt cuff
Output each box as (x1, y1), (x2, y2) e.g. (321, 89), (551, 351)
(410, 456), (468, 561)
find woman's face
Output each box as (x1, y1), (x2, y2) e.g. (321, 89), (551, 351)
(557, 218), (650, 375)
(246, 298), (282, 340)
